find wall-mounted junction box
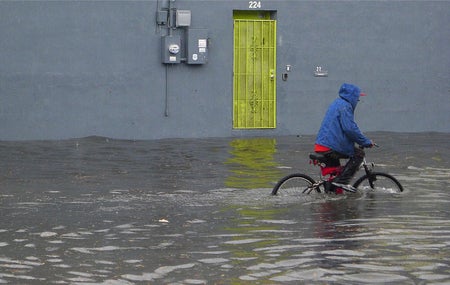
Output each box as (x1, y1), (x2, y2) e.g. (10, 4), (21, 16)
(156, 10), (168, 25)
(176, 10), (191, 27)
(186, 29), (208, 65)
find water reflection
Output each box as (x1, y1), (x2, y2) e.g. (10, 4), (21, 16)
(313, 201), (360, 239)
(225, 138), (282, 189)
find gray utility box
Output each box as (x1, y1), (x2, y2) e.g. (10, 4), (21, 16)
(161, 35), (181, 64)
(176, 10), (191, 27)
(186, 29), (208, 65)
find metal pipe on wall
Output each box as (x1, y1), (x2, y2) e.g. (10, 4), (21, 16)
(160, 0), (176, 117)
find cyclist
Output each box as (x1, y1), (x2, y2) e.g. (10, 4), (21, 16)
(314, 83), (374, 192)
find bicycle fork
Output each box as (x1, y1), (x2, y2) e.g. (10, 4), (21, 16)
(362, 158), (376, 189)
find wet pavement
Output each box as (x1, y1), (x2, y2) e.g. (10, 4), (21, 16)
(0, 132), (449, 284)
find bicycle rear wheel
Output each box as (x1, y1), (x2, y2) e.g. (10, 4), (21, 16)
(271, 173), (319, 196)
(353, 172), (403, 193)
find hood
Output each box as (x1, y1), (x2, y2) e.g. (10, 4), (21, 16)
(338, 83), (361, 110)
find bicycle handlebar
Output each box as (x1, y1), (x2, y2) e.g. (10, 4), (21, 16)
(359, 143), (379, 149)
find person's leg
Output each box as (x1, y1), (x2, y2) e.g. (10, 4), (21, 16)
(321, 151), (347, 192)
(322, 152), (340, 167)
(322, 150), (348, 167)
(333, 147), (365, 185)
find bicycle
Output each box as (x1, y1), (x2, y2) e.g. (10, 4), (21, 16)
(271, 145), (403, 196)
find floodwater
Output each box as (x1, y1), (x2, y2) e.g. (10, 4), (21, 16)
(0, 132), (449, 284)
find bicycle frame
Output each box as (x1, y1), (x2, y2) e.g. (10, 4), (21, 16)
(310, 155), (375, 193)
(309, 159), (344, 193)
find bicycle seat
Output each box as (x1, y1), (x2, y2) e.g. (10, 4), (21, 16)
(309, 153), (328, 163)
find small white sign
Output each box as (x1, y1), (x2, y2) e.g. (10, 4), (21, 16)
(198, 39), (207, 48)
(192, 54), (198, 61)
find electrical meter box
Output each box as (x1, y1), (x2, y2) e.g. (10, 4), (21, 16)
(161, 35), (181, 64)
(186, 29), (208, 65)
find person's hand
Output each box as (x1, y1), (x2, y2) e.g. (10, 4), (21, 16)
(365, 140), (376, 148)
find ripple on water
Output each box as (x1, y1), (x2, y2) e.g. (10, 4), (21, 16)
(339, 272), (410, 283)
(121, 263), (196, 282)
(268, 268), (343, 282)
(247, 258), (310, 271)
(198, 258), (229, 264)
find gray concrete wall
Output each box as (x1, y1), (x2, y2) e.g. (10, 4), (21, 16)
(1, 0), (449, 140)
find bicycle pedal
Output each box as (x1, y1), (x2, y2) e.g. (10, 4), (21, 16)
(323, 181), (334, 193)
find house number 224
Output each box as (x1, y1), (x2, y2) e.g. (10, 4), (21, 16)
(249, 1), (262, 9)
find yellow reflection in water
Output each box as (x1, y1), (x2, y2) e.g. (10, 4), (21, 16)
(225, 138), (282, 189)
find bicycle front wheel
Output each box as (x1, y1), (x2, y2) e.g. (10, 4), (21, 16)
(353, 172), (403, 193)
(271, 173), (318, 196)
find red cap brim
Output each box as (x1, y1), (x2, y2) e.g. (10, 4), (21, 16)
(360, 92), (367, 96)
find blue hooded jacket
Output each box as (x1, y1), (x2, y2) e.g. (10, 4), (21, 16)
(315, 83), (372, 156)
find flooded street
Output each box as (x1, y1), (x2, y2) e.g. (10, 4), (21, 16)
(1, 132), (449, 284)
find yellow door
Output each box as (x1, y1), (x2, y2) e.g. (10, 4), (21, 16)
(233, 12), (276, 129)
